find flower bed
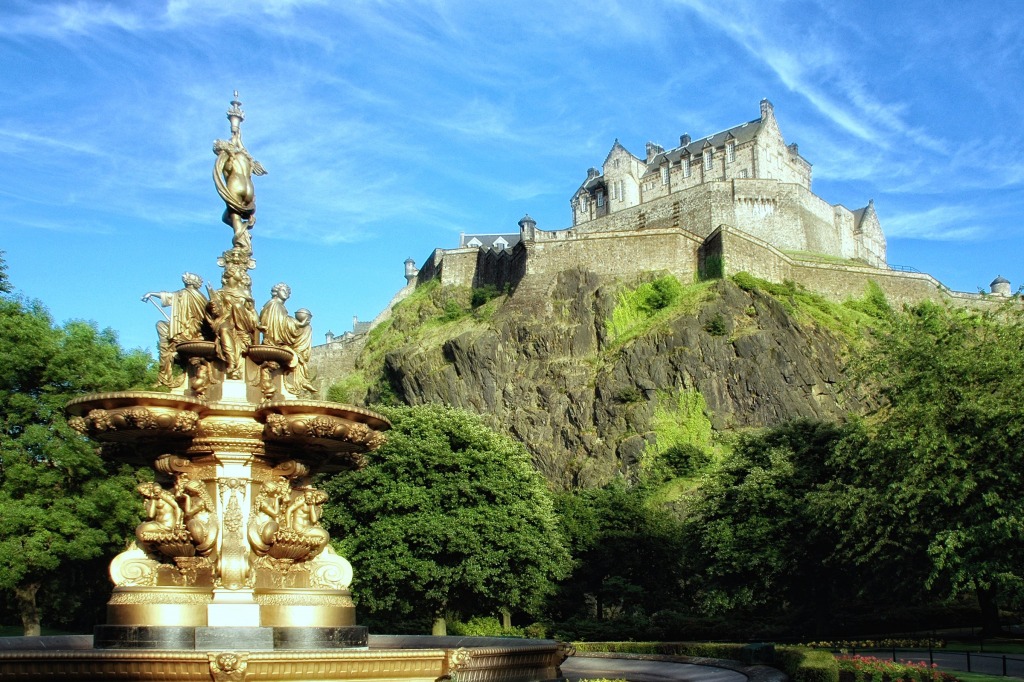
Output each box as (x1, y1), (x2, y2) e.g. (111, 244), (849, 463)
(836, 655), (957, 682)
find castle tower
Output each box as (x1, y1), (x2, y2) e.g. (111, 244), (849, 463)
(404, 257), (418, 283)
(991, 275), (1011, 296)
(518, 214), (537, 241)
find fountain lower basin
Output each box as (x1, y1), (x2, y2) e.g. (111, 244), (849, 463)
(0, 634), (572, 682)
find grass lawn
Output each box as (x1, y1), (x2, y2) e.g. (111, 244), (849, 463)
(945, 641), (1024, 655)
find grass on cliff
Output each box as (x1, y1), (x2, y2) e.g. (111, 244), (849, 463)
(730, 272), (894, 341)
(334, 280), (498, 404)
(640, 389), (728, 504)
(605, 274), (715, 349)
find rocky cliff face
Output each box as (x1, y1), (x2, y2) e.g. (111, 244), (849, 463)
(351, 270), (861, 488)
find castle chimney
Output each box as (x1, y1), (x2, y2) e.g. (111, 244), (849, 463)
(587, 167), (600, 179)
(325, 330), (335, 344)
(404, 257), (418, 283)
(680, 133), (691, 147)
(760, 98), (774, 121)
(645, 141), (665, 162)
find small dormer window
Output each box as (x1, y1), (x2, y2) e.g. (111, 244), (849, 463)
(661, 164), (670, 185)
(726, 140), (736, 163)
(703, 149), (713, 171)
(467, 237), (483, 248)
(494, 237), (509, 250)
(682, 156), (691, 178)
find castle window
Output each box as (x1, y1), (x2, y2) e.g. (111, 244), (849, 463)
(726, 140), (736, 162)
(682, 156), (691, 177)
(613, 158), (620, 170)
(703, 149), (713, 171)
(740, 169), (748, 178)
(597, 191), (605, 207)
(580, 195), (589, 210)
(661, 164), (669, 185)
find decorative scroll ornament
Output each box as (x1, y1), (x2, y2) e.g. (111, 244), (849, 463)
(109, 544), (159, 587)
(309, 546), (354, 589)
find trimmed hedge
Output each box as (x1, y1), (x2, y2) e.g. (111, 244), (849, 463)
(776, 646), (839, 682)
(573, 641), (749, 659)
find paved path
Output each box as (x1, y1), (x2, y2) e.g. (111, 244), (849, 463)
(562, 656), (749, 682)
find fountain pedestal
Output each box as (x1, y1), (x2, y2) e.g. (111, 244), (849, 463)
(66, 383), (388, 650)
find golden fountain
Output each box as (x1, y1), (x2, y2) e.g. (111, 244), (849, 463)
(0, 94), (569, 682)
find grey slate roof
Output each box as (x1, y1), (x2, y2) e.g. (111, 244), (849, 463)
(642, 117), (763, 177)
(460, 233), (521, 250)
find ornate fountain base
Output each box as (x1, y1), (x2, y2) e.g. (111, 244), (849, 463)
(0, 635), (572, 682)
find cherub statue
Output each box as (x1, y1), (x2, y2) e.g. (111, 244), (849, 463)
(248, 478), (291, 557)
(175, 474), (218, 556)
(135, 482), (186, 556)
(285, 488), (330, 557)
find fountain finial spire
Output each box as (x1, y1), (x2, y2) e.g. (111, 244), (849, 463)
(213, 91), (265, 252)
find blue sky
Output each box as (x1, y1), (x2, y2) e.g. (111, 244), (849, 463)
(2, 0), (1022, 353)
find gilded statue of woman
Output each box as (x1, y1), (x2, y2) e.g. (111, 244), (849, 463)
(260, 283), (316, 394)
(213, 94), (266, 252)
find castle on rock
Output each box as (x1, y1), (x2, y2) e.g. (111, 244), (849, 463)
(318, 100), (1009, 353)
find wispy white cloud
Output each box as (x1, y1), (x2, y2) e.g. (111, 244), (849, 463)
(0, 2), (142, 38)
(884, 205), (987, 242)
(0, 128), (106, 156)
(671, 0), (945, 155)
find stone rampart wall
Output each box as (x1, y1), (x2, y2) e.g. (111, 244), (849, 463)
(525, 228), (703, 282)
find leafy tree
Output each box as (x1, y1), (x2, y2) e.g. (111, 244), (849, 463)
(319, 404), (570, 634)
(681, 420), (849, 635)
(550, 480), (685, 637)
(0, 252), (11, 294)
(826, 300), (1024, 633)
(0, 289), (154, 635)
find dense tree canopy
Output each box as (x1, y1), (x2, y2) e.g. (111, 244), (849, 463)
(319, 404), (570, 634)
(824, 300), (1024, 633)
(549, 480), (685, 638)
(0, 274), (154, 635)
(681, 421), (847, 632)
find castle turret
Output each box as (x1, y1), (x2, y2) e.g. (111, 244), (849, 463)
(519, 214), (537, 241)
(991, 275), (1011, 296)
(404, 257), (418, 283)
